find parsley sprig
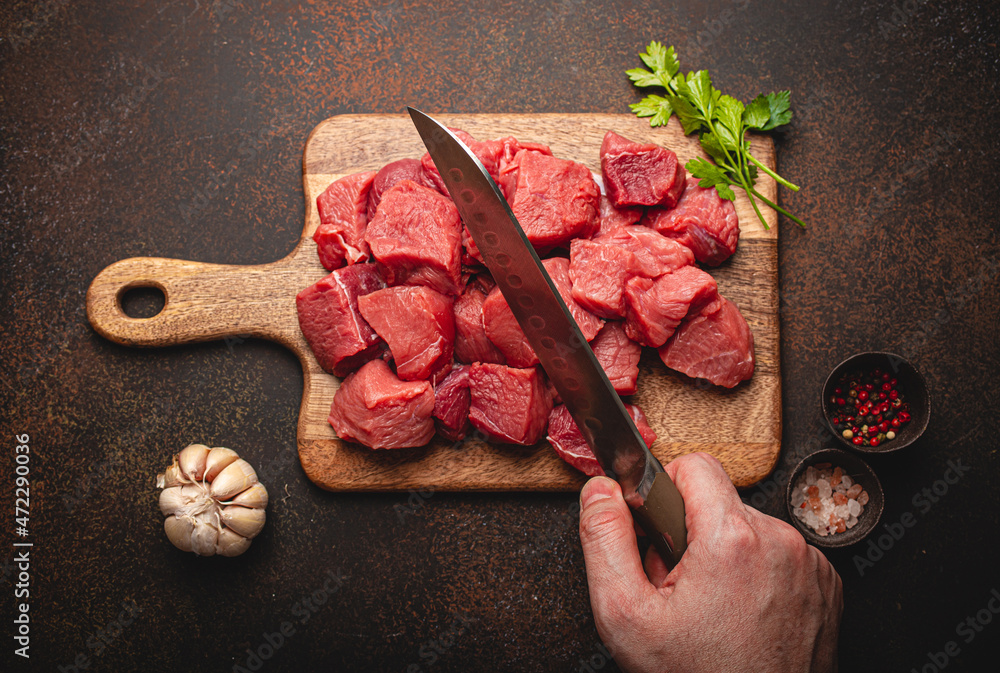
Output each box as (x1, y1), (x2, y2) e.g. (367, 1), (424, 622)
(627, 41), (805, 229)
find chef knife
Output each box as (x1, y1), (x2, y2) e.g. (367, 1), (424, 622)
(408, 108), (687, 568)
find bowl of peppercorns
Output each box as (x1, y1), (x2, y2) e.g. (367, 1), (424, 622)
(823, 352), (930, 454)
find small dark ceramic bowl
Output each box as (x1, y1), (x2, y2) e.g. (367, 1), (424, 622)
(822, 351), (930, 454)
(786, 448), (884, 548)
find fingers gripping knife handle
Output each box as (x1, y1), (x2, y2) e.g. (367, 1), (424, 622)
(632, 472), (688, 569)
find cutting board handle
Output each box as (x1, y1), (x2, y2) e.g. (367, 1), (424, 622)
(86, 255), (309, 350)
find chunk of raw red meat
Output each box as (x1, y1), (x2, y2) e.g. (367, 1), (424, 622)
(644, 180), (740, 266)
(422, 130), (554, 190)
(658, 296), (755, 388)
(594, 193), (643, 238)
(314, 171), (377, 269)
(365, 180), (463, 296)
(624, 266), (719, 347)
(542, 257), (604, 342)
(456, 136), (568, 266)
(453, 275), (506, 365)
(600, 131), (686, 208)
(462, 225), (485, 266)
(590, 321), (641, 395)
(468, 363), (553, 445)
(547, 404), (656, 477)
(296, 264), (386, 377)
(367, 158), (435, 220)
(482, 258), (603, 367)
(473, 136), (553, 178)
(421, 128), (478, 193)
(433, 365), (471, 442)
(482, 285), (539, 368)
(597, 225), (694, 278)
(498, 149), (600, 250)
(357, 285), (455, 383)
(328, 359), (435, 449)
(569, 238), (642, 319)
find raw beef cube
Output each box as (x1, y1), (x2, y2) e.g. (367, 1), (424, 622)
(462, 225), (486, 266)
(590, 321), (641, 395)
(367, 158), (435, 220)
(328, 359), (435, 449)
(482, 285), (539, 368)
(453, 275), (506, 365)
(498, 149), (600, 250)
(468, 364), (553, 445)
(624, 266), (719, 347)
(597, 225), (695, 278)
(658, 296), (755, 388)
(481, 259), (602, 367)
(296, 264), (386, 377)
(569, 238), (641, 319)
(547, 403), (656, 477)
(644, 180), (740, 266)
(600, 131), (687, 208)
(423, 130), (555, 190)
(595, 193), (643, 238)
(433, 365), (471, 442)
(365, 180), (464, 296)
(421, 128), (478, 193)
(473, 136), (553, 179)
(471, 136), (519, 178)
(542, 257), (604, 342)
(358, 285), (455, 383)
(314, 171), (377, 269)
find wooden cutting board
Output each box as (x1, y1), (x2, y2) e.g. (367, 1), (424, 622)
(87, 113), (780, 491)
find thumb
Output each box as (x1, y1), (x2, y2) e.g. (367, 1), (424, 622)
(579, 477), (650, 614)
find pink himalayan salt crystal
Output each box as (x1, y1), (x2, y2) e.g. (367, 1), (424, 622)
(831, 466), (843, 486)
(791, 463), (869, 537)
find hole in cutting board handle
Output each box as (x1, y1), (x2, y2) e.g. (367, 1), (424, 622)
(118, 283), (166, 319)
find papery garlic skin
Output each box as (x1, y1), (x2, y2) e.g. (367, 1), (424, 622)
(156, 445), (268, 557)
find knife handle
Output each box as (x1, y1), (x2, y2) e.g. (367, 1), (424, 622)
(632, 472), (688, 570)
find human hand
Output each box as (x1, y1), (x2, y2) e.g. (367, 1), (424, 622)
(578, 452), (842, 673)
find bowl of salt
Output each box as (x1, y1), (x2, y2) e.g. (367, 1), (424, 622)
(786, 448), (884, 548)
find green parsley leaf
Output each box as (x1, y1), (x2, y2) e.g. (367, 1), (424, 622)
(698, 133), (729, 166)
(638, 41), (680, 85)
(715, 95), (745, 138)
(626, 67), (661, 89)
(743, 94), (772, 130)
(665, 94), (704, 135)
(630, 95), (673, 127)
(688, 157), (737, 201)
(681, 70), (718, 120)
(761, 90), (792, 130)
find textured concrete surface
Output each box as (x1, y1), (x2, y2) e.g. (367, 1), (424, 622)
(1, 1), (998, 671)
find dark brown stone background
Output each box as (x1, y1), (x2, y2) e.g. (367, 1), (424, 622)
(2, 1), (998, 671)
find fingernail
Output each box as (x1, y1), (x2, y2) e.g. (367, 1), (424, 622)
(580, 477), (617, 510)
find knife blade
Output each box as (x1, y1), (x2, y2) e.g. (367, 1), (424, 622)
(408, 108), (687, 568)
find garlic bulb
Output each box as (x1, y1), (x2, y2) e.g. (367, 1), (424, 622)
(156, 444), (268, 557)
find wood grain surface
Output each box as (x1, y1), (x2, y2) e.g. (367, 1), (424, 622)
(86, 113), (779, 491)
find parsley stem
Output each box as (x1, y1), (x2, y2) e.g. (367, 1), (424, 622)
(701, 116), (744, 194)
(743, 185), (770, 231)
(750, 187), (806, 228)
(747, 154), (799, 192)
